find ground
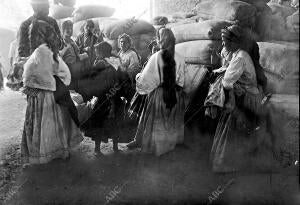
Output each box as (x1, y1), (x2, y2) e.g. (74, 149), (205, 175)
(0, 84), (299, 205)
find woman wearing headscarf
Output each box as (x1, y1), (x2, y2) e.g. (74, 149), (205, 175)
(208, 25), (267, 173)
(21, 20), (83, 165)
(126, 28), (186, 156)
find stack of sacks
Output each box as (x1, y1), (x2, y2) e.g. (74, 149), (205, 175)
(101, 19), (156, 64)
(72, 5), (115, 23)
(172, 20), (232, 100)
(255, 2), (299, 41)
(258, 41), (299, 94)
(238, 0), (273, 40)
(267, 94), (299, 166)
(194, 0), (257, 28)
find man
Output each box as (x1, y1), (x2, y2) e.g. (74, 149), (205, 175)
(18, 0), (62, 58)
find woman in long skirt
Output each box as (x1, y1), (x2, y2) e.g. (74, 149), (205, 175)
(127, 28), (186, 156)
(21, 20), (83, 165)
(208, 25), (267, 172)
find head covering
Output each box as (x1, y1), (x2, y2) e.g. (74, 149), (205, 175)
(29, 20), (59, 60)
(30, 0), (49, 4)
(95, 41), (112, 57)
(62, 20), (73, 31)
(221, 25), (243, 44)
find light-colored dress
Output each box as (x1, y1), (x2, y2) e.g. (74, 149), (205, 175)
(134, 50), (185, 156)
(21, 44), (83, 164)
(210, 49), (264, 172)
(119, 49), (141, 83)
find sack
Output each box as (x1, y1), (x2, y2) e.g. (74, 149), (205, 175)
(175, 40), (222, 65)
(50, 5), (74, 20)
(267, 2), (296, 18)
(194, 0), (257, 28)
(72, 5), (115, 23)
(286, 10), (299, 33)
(258, 41), (299, 94)
(55, 0), (76, 7)
(128, 92), (147, 119)
(103, 19), (155, 39)
(183, 64), (208, 95)
(171, 20), (232, 43)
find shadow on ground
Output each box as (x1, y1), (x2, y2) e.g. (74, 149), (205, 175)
(4, 127), (300, 205)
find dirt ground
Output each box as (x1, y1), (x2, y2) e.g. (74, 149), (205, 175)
(0, 84), (299, 205)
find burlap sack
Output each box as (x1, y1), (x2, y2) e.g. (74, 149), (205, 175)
(194, 0), (257, 28)
(72, 5), (115, 23)
(55, 0), (76, 7)
(102, 19), (155, 40)
(286, 10), (299, 32)
(175, 40), (222, 65)
(258, 41), (299, 94)
(171, 20), (232, 43)
(267, 2), (297, 18)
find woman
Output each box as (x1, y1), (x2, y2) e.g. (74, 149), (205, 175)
(117, 33), (141, 99)
(209, 25), (266, 173)
(75, 20), (101, 66)
(21, 20), (83, 165)
(127, 28), (185, 156)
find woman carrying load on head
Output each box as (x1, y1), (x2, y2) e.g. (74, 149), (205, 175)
(21, 20), (83, 165)
(208, 25), (274, 173)
(126, 28), (186, 156)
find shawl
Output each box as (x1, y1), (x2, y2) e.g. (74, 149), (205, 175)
(23, 44), (70, 91)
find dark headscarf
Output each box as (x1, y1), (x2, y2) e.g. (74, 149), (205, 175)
(157, 28), (177, 110)
(221, 25), (243, 44)
(29, 19), (60, 62)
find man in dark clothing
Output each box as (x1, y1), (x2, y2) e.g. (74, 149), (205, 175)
(18, 0), (63, 58)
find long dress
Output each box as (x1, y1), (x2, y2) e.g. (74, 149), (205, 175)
(210, 49), (265, 172)
(134, 51), (186, 156)
(21, 45), (83, 164)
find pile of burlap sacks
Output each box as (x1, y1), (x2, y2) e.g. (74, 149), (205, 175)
(152, 0), (299, 167)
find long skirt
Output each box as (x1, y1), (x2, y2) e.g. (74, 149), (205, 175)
(21, 90), (83, 164)
(210, 91), (265, 172)
(135, 87), (185, 156)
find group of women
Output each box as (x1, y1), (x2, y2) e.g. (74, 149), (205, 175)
(18, 0), (270, 174)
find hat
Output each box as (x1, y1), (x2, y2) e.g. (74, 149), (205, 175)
(30, 0), (49, 5)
